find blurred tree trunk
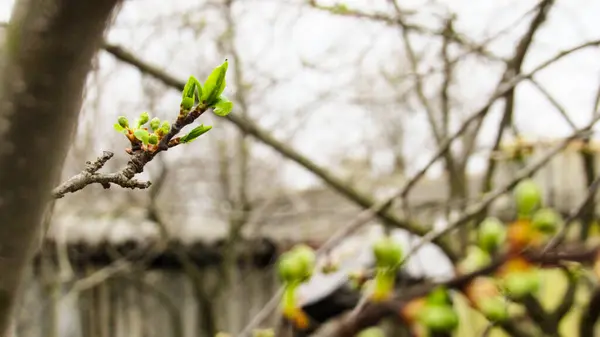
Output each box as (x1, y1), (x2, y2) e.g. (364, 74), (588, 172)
(0, 0), (122, 335)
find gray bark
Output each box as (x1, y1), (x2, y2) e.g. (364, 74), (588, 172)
(0, 0), (122, 334)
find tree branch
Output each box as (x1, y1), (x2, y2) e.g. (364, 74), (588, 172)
(52, 151), (151, 198)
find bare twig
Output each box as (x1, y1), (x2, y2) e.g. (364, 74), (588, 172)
(52, 151), (151, 198)
(308, 0), (503, 61)
(543, 174), (600, 252)
(529, 78), (577, 130)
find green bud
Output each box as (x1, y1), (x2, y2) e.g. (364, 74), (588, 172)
(357, 327), (385, 337)
(478, 217), (507, 253)
(426, 287), (451, 306)
(118, 116), (129, 128)
(278, 252), (302, 284)
(532, 207), (562, 234)
(502, 269), (540, 300)
(182, 75), (200, 100)
(150, 117), (161, 131)
(418, 304), (459, 333)
(252, 329), (275, 337)
(514, 179), (542, 218)
(373, 237), (403, 269)
(371, 269), (395, 301)
(332, 3), (350, 14)
(458, 246), (491, 274)
(133, 129), (150, 145)
(292, 245), (316, 282)
(181, 97), (194, 110)
(161, 121), (171, 134)
(148, 134), (158, 145)
(478, 296), (509, 322)
(138, 112), (150, 126)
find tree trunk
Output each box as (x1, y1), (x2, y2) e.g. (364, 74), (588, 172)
(0, 0), (122, 335)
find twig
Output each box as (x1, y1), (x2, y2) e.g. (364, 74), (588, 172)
(528, 78), (577, 130)
(308, 0), (502, 62)
(52, 151), (151, 198)
(52, 82), (214, 199)
(543, 174), (600, 252)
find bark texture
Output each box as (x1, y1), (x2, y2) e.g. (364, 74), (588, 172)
(0, 0), (122, 334)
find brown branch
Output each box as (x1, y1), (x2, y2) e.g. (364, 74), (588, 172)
(52, 151), (151, 198)
(528, 78), (577, 130)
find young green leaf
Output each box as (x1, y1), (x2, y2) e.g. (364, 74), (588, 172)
(134, 129), (150, 144)
(181, 97), (194, 110)
(213, 96), (233, 116)
(182, 76), (198, 100)
(201, 60), (228, 106)
(137, 112), (150, 127)
(181, 76), (203, 108)
(180, 125), (212, 143)
(113, 123), (127, 134)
